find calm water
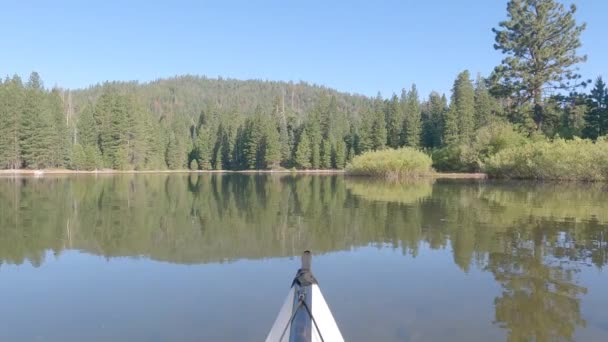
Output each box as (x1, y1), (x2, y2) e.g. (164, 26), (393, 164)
(0, 174), (607, 342)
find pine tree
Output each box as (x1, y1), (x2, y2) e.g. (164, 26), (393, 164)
(308, 118), (321, 168)
(71, 143), (87, 170)
(114, 145), (129, 170)
(242, 119), (258, 169)
(583, 77), (608, 140)
(345, 125), (359, 161)
(272, 97), (291, 166)
(295, 129), (312, 169)
(326, 96), (341, 139)
(110, 96), (131, 169)
(93, 91), (112, 166)
(47, 89), (69, 168)
(560, 94), (587, 138)
(451, 71), (476, 144)
(422, 92), (447, 148)
(443, 105), (459, 146)
(20, 72), (46, 168)
(474, 75), (494, 128)
(0, 77), (24, 169)
(263, 116), (281, 169)
(232, 125), (246, 169)
(93, 89), (133, 169)
(196, 128), (212, 170)
(371, 107), (387, 150)
(143, 111), (165, 169)
(358, 113), (373, 153)
(77, 105), (98, 147)
(166, 132), (186, 169)
(124, 97), (149, 170)
(0, 81), (9, 168)
(83, 145), (102, 170)
(333, 138), (347, 169)
(0, 81), (6, 166)
(320, 138), (332, 169)
(385, 94), (402, 148)
(317, 94), (332, 139)
(29, 91), (58, 168)
(403, 84), (422, 147)
(491, 0), (586, 130)
(218, 119), (238, 170)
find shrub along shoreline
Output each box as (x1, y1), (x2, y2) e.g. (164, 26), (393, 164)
(485, 137), (608, 181)
(345, 148), (434, 179)
(344, 123), (608, 182)
(429, 121), (608, 182)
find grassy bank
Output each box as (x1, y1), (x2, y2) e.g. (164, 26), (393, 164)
(345, 148), (434, 179)
(485, 138), (608, 181)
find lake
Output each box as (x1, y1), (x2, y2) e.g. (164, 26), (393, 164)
(0, 174), (607, 341)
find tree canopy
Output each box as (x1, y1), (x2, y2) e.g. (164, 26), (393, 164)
(491, 0), (587, 130)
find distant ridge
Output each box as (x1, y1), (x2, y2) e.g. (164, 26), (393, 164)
(71, 74), (374, 121)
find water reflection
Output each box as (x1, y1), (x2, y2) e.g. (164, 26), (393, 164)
(1, 175), (606, 267)
(0, 175), (606, 341)
(487, 219), (588, 342)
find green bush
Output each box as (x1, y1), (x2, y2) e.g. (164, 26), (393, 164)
(346, 148), (433, 179)
(432, 145), (477, 172)
(485, 137), (608, 181)
(433, 121), (527, 172)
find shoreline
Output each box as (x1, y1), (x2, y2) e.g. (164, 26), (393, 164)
(0, 169), (488, 179)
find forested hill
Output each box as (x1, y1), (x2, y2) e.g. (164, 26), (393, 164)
(0, 72), (379, 171)
(1, 67), (606, 173)
(71, 75), (373, 123)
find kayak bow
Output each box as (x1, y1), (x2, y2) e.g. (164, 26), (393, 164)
(266, 251), (344, 342)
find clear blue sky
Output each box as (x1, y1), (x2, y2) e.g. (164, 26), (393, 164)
(2, 0), (606, 98)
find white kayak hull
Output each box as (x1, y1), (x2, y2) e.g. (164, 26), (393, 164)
(266, 252), (344, 342)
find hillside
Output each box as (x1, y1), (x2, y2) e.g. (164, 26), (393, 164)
(70, 75), (374, 123)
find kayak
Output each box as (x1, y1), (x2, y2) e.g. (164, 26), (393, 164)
(266, 251), (344, 342)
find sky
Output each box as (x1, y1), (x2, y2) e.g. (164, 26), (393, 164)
(1, 0), (606, 98)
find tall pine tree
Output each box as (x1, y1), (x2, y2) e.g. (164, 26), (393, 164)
(474, 74), (494, 128)
(451, 71), (476, 144)
(308, 116), (322, 168)
(333, 138), (347, 169)
(491, 0), (586, 130)
(263, 115), (281, 169)
(385, 94), (402, 148)
(0, 76), (24, 169)
(20, 72), (46, 168)
(402, 84), (422, 147)
(371, 108), (387, 151)
(320, 138), (332, 169)
(47, 89), (69, 168)
(422, 92), (447, 148)
(295, 128), (312, 169)
(583, 77), (608, 140)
